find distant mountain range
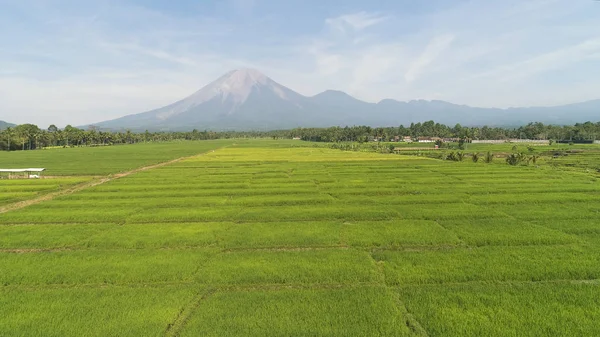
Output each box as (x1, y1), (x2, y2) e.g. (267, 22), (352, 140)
(89, 69), (600, 131)
(0, 120), (16, 130)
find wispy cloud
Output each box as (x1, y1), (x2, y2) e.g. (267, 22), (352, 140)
(1, 0), (600, 126)
(474, 38), (600, 82)
(98, 42), (202, 67)
(404, 34), (455, 83)
(325, 12), (388, 33)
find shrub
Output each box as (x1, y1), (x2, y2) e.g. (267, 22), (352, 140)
(484, 152), (494, 163)
(530, 155), (539, 165)
(506, 152), (528, 166)
(472, 153), (480, 163)
(506, 153), (521, 166)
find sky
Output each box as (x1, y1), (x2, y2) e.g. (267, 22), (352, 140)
(1, 0), (600, 127)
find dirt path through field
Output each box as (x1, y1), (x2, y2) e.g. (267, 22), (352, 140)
(0, 148), (225, 215)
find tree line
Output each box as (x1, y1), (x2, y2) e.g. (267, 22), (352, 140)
(0, 124), (277, 151)
(290, 121), (600, 143)
(1, 120), (599, 151)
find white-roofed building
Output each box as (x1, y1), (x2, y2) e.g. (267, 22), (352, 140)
(0, 168), (45, 179)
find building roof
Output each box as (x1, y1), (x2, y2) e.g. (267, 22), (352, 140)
(0, 168), (45, 173)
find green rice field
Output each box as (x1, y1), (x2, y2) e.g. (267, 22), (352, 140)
(0, 140), (234, 175)
(1, 140), (599, 336)
(0, 177), (93, 207)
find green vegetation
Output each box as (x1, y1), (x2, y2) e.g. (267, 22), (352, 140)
(179, 287), (415, 337)
(399, 282), (600, 337)
(0, 140), (234, 175)
(0, 285), (198, 337)
(3, 120), (599, 152)
(0, 177), (92, 206)
(1, 140), (600, 336)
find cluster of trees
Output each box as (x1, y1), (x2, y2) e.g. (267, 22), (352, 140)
(1, 124), (145, 151)
(0, 124), (281, 151)
(2, 120), (599, 151)
(290, 121), (600, 143)
(441, 150), (538, 166)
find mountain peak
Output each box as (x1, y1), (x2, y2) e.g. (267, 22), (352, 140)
(314, 90), (352, 97)
(145, 68), (302, 121)
(209, 68), (270, 99)
(312, 90), (367, 108)
(153, 69), (273, 120)
(225, 68), (269, 85)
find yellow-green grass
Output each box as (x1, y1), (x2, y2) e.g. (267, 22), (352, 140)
(0, 223), (113, 249)
(437, 219), (578, 246)
(532, 219), (600, 234)
(0, 249), (216, 286)
(576, 233), (600, 245)
(0, 140), (235, 175)
(196, 249), (379, 286)
(343, 220), (462, 247)
(0, 206), (139, 223)
(374, 245), (600, 285)
(0, 285), (199, 337)
(218, 221), (342, 248)
(490, 203), (600, 220)
(81, 222), (233, 249)
(0, 177), (92, 206)
(179, 147), (427, 163)
(398, 282), (600, 337)
(1, 142), (600, 336)
(179, 287), (415, 337)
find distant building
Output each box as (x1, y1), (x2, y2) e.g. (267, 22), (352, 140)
(0, 168), (45, 179)
(471, 139), (550, 144)
(418, 137), (442, 143)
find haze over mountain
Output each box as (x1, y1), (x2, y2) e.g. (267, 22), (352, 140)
(0, 121), (16, 130)
(90, 69), (600, 131)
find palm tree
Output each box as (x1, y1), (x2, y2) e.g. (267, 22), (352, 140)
(5, 127), (13, 151)
(530, 155), (539, 165)
(16, 127), (28, 150)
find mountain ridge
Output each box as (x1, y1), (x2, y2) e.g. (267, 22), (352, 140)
(88, 69), (600, 131)
(0, 120), (16, 130)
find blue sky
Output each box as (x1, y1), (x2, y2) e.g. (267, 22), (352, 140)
(1, 0), (599, 126)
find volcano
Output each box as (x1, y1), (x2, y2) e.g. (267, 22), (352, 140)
(90, 69), (600, 131)
(92, 69), (319, 130)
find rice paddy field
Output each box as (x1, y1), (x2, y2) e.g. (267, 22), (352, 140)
(0, 140), (234, 210)
(1, 140), (600, 336)
(0, 140), (234, 175)
(0, 177), (92, 207)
